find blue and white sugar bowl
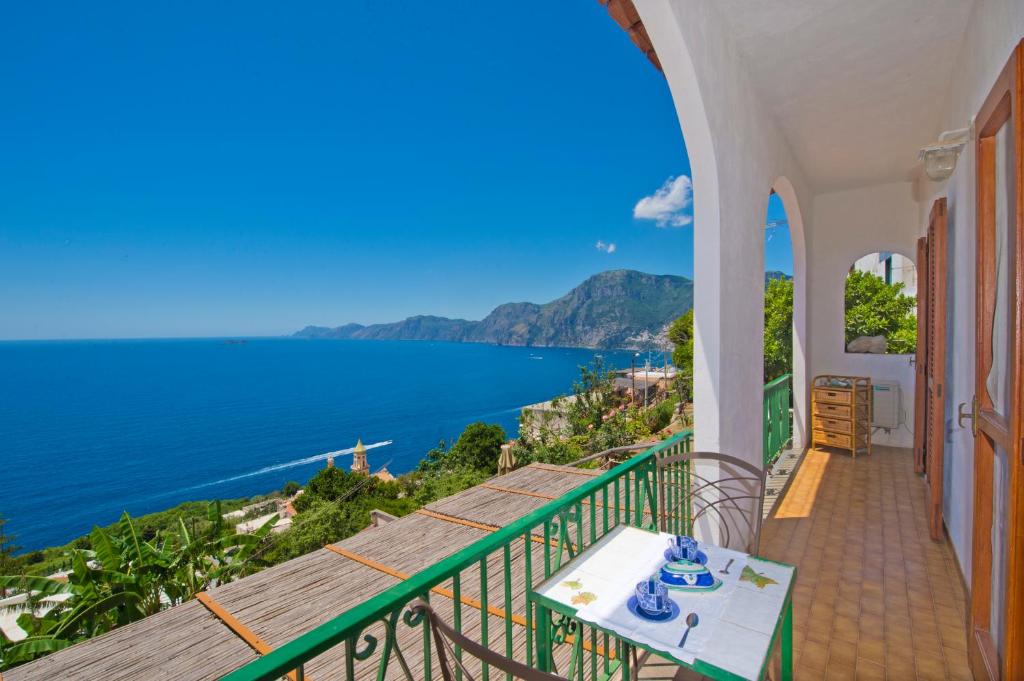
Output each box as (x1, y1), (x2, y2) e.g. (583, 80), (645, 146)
(667, 535), (700, 562)
(634, 577), (671, 615)
(659, 560), (718, 590)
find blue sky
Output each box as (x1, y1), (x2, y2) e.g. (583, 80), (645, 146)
(0, 2), (792, 340)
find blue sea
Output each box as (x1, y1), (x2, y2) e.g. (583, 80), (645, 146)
(0, 338), (651, 551)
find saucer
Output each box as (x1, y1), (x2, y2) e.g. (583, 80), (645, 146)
(627, 595), (681, 622)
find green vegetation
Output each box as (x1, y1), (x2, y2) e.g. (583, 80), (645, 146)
(0, 515), (19, 597)
(668, 310), (694, 402)
(763, 277), (794, 381)
(0, 506), (274, 670)
(670, 277), (796, 383)
(12, 496), (262, 578)
(642, 397), (677, 434)
(844, 270), (917, 354)
(514, 357), (676, 466)
(266, 466), (415, 564)
(418, 422), (507, 476)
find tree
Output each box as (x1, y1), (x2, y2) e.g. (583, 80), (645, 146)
(668, 311), (694, 402)
(844, 270), (917, 354)
(763, 278), (794, 381)
(667, 310), (693, 375)
(0, 515), (19, 597)
(281, 481), (301, 497)
(417, 423), (506, 476)
(447, 422), (507, 474)
(293, 466), (377, 513)
(565, 357), (620, 436)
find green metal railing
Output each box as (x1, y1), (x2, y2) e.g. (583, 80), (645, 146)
(763, 373), (792, 466)
(222, 430), (694, 681)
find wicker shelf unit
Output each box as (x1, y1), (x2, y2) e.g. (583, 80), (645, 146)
(811, 375), (872, 458)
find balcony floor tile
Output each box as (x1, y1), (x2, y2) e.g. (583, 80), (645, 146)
(647, 445), (972, 681)
(759, 445), (971, 681)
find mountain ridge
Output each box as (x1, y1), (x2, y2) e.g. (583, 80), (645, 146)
(295, 269), (790, 350)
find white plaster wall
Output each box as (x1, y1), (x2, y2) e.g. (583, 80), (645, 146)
(809, 181), (920, 448)
(925, 0), (1024, 582)
(638, 0), (1023, 582)
(637, 1), (813, 467)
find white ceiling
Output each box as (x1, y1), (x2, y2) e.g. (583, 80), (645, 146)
(712, 0), (976, 191)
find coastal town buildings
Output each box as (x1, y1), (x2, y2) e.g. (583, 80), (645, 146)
(6, 2), (1024, 680)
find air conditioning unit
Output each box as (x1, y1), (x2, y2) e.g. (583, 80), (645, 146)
(872, 381), (901, 429)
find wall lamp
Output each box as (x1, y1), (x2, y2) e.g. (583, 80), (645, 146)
(918, 127), (971, 181)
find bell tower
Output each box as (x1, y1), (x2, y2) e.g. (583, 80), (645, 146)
(351, 439), (369, 475)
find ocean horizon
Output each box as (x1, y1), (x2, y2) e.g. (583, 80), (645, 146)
(0, 337), (654, 551)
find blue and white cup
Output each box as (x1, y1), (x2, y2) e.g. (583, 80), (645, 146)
(667, 535), (699, 562)
(635, 577), (669, 614)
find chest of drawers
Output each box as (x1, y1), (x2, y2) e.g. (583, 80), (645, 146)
(811, 375), (872, 458)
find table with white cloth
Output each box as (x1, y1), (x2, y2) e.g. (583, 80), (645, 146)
(529, 525), (795, 681)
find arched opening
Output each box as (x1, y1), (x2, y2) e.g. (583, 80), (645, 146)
(844, 251), (918, 355)
(770, 177), (809, 455)
(763, 190), (794, 466)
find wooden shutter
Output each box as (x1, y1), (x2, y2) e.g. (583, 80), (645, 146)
(914, 236), (929, 475)
(926, 198), (948, 541)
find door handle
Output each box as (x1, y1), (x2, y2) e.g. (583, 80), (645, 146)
(957, 397), (979, 437)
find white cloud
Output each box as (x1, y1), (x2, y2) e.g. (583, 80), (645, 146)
(633, 175), (693, 227)
(595, 240), (617, 254)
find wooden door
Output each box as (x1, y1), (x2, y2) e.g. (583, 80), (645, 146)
(926, 199), (947, 541)
(969, 39), (1024, 681)
(914, 236), (929, 475)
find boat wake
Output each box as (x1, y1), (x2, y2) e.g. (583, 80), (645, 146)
(179, 440), (394, 493)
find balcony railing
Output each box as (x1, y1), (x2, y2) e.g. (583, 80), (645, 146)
(222, 430), (695, 681)
(763, 374), (792, 466)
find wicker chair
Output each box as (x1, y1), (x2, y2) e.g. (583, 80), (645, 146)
(407, 599), (568, 681)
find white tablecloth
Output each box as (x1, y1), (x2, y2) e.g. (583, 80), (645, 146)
(536, 525), (794, 679)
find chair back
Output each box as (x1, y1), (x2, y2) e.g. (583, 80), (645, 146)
(655, 450), (767, 554)
(408, 600), (568, 681)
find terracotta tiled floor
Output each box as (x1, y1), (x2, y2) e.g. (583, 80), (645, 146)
(636, 445), (971, 681)
(757, 445), (971, 681)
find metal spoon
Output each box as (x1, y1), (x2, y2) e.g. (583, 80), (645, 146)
(720, 558), (735, 575)
(678, 612), (699, 648)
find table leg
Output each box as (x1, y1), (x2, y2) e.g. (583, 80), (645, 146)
(535, 602), (553, 673)
(781, 597), (793, 681)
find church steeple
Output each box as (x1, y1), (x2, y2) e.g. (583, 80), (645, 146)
(351, 439), (369, 475)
